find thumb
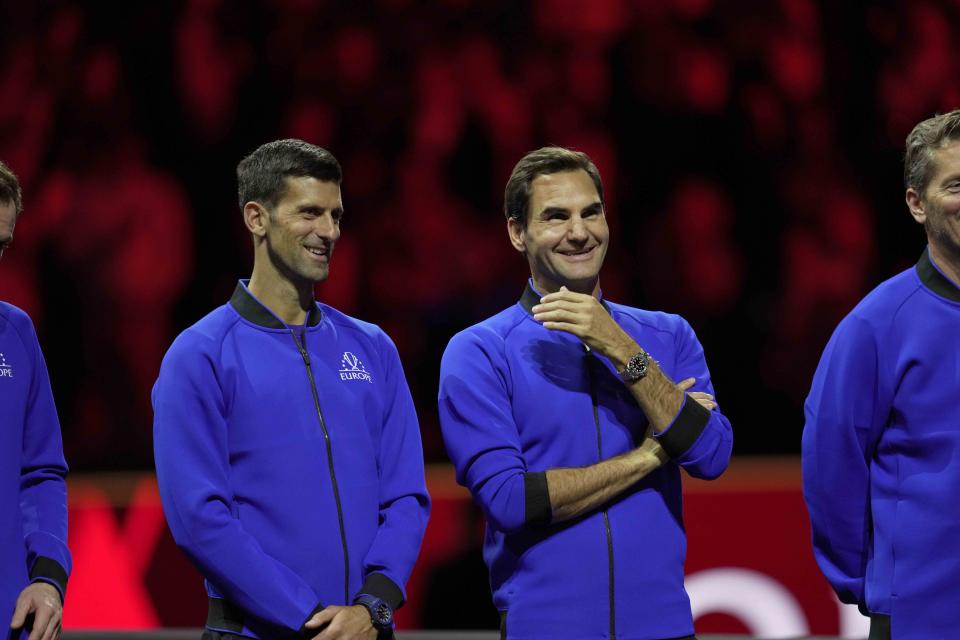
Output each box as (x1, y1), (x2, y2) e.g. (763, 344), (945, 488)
(9, 596), (31, 629)
(559, 286), (569, 292)
(677, 377), (696, 391)
(304, 607), (337, 629)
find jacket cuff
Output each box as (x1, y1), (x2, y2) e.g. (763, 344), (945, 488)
(654, 396), (710, 458)
(358, 572), (404, 610)
(297, 601), (326, 638)
(29, 557), (68, 602)
(524, 471), (551, 526)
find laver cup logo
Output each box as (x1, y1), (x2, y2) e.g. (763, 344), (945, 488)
(339, 351), (372, 383)
(0, 352), (12, 378)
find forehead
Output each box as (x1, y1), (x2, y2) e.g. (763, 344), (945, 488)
(276, 176), (342, 207)
(529, 170), (600, 211)
(928, 139), (960, 184)
(0, 200), (16, 238)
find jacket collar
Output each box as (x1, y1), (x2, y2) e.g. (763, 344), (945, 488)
(229, 280), (323, 329)
(518, 279), (610, 314)
(916, 246), (960, 303)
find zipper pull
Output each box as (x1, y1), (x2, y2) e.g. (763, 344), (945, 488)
(299, 346), (311, 366)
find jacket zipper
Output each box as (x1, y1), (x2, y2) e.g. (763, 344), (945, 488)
(291, 327), (351, 606)
(586, 353), (616, 639)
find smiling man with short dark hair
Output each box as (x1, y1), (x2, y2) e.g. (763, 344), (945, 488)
(153, 140), (429, 640)
(439, 147), (733, 639)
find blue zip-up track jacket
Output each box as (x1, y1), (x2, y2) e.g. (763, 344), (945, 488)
(438, 284), (733, 640)
(803, 248), (960, 638)
(1, 302), (71, 635)
(153, 282), (430, 638)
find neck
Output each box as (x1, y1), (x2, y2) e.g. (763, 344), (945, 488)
(927, 241), (960, 290)
(248, 258), (314, 325)
(531, 273), (601, 298)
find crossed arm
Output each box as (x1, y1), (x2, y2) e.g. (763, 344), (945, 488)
(534, 288), (721, 524)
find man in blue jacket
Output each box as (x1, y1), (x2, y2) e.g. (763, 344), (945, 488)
(438, 147), (733, 639)
(153, 140), (430, 640)
(1, 160), (71, 640)
(803, 111), (960, 639)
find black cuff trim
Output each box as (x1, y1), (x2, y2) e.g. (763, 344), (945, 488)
(358, 573), (404, 610)
(297, 601), (326, 638)
(524, 471), (552, 526)
(869, 613), (890, 640)
(206, 597), (245, 633)
(29, 557), (68, 600)
(657, 398), (710, 458)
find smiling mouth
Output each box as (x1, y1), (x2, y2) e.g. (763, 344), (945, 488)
(558, 246), (597, 259)
(305, 246), (329, 260)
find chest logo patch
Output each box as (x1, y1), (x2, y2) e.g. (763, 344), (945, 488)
(339, 351), (372, 383)
(0, 352), (13, 378)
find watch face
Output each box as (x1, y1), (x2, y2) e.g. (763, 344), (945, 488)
(375, 603), (392, 625)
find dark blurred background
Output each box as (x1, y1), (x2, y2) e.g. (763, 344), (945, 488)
(1, 0), (957, 470)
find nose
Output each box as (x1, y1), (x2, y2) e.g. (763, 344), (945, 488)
(313, 212), (340, 240)
(567, 215), (588, 241)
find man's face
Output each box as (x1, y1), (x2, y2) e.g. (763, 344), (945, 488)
(908, 139), (960, 257)
(261, 176), (342, 285)
(508, 169), (608, 293)
(0, 200), (15, 261)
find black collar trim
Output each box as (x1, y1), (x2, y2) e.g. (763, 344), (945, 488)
(916, 247), (960, 303)
(518, 281), (610, 314)
(229, 281), (322, 329)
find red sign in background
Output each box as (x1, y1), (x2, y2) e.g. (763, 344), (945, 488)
(62, 459), (865, 637)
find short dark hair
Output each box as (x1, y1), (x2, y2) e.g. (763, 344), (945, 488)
(504, 146), (604, 226)
(0, 159), (23, 215)
(904, 109), (960, 194)
(237, 139), (342, 211)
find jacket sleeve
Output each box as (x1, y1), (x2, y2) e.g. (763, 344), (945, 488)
(652, 317), (733, 480)
(152, 334), (322, 635)
(20, 318), (71, 600)
(438, 330), (546, 534)
(801, 313), (888, 607)
(355, 332), (430, 610)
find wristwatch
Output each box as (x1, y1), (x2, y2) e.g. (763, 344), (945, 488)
(354, 594), (393, 631)
(618, 349), (650, 382)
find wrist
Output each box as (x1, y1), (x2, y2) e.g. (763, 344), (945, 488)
(606, 337), (640, 369)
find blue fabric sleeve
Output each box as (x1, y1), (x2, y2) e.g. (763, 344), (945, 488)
(802, 313), (888, 607)
(356, 332), (430, 609)
(20, 317), (71, 599)
(653, 317), (733, 479)
(152, 334), (319, 633)
(438, 330), (533, 533)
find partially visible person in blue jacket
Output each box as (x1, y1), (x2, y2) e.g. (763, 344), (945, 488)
(438, 147), (733, 640)
(803, 110), (960, 640)
(1, 160), (71, 640)
(153, 140), (430, 640)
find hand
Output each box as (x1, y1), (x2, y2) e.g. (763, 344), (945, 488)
(304, 605), (377, 640)
(634, 433), (669, 466)
(9, 582), (62, 640)
(677, 377), (716, 411)
(532, 287), (636, 362)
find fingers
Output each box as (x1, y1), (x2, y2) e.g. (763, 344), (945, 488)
(688, 391), (717, 410)
(539, 287), (592, 304)
(677, 377), (696, 391)
(304, 607), (339, 629)
(27, 606), (51, 640)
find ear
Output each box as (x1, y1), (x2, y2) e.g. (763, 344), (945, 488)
(244, 202), (269, 238)
(507, 218), (526, 253)
(905, 188), (926, 225)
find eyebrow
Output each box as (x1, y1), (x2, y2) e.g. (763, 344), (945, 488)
(297, 205), (345, 215)
(538, 202), (603, 216)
